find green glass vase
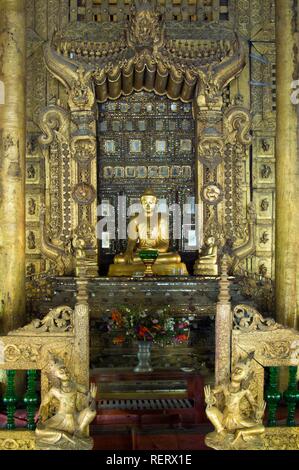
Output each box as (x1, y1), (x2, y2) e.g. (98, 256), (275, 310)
(139, 249), (159, 277)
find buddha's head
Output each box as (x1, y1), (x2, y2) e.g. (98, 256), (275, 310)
(140, 189), (157, 215)
(206, 236), (215, 247)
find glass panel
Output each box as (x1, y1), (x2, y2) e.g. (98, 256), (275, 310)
(148, 166), (159, 178)
(138, 121), (146, 131)
(99, 121), (108, 132)
(125, 121), (133, 131)
(132, 103), (141, 113)
(129, 140), (142, 153)
(155, 120), (164, 131)
(112, 121), (121, 131)
(125, 166), (136, 177)
(146, 103), (153, 112)
(120, 103), (129, 112)
(180, 139), (192, 152)
(155, 140), (167, 153)
(136, 166), (147, 178)
(103, 166), (114, 178)
(104, 140), (116, 153)
(157, 103), (166, 113)
(159, 166), (169, 178)
(115, 167), (124, 178)
(171, 166), (182, 177)
(169, 121), (176, 131)
(181, 119), (190, 131)
(107, 102), (116, 111)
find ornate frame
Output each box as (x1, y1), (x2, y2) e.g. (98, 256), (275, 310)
(37, 2), (252, 275)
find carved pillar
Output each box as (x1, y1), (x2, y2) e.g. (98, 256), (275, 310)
(68, 68), (98, 277)
(215, 256), (232, 385)
(0, 0), (26, 332)
(193, 94), (224, 272)
(275, 0), (299, 328)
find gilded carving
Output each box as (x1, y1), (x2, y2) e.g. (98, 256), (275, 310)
(71, 137), (96, 164)
(126, 0), (164, 50)
(10, 306), (74, 335)
(197, 135), (224, 170)
(201, 184), (223, 205)
(4, 344), (42, 363)
(72, 182), (96, 205)
(0, 432), (35, 451)
(233, 304), (283, 332)
(68, 67), (95, 112)
(204, 356), (266, 450)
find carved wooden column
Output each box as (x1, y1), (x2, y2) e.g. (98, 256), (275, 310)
(68, 68), (98, 277)
(275, 0), (299, 328)
(0, 0), (26, 332)
(215, 256), (232, 385)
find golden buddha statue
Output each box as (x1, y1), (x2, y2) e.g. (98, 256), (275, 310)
(194, 236), (218, 276)
(108, 190), (188, 276)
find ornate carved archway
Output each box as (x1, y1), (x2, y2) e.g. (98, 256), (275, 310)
(38, 1), (251, 276)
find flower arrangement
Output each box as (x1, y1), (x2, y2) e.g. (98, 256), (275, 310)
(108, 306), (191, 347)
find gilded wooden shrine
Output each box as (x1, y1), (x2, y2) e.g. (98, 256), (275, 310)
(0, 0), (298, 452)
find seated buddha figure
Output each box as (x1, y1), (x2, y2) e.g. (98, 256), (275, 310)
(194, 236), (219, 276)
(108, 190), (188, 276)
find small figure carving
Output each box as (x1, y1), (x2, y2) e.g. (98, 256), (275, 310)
(28, 198), (36, 216)
(261, 139), (270, 152)
(259, 231), (270, 245)
(260, 164), (272, 179)
(27, 164), (36, 179)
(26, 263), (36, 276)
(260, 199), (269, 212)
(259, 263), (268, 277)
(35, 356), (97, 450)
(204, 358), (266, 450)
(27, 231), (36, 250)
(194, 236), (218, 276)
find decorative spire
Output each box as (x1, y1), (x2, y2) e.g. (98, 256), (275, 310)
(218, 255), (231, 304)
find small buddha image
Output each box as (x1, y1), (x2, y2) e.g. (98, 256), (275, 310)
(27, 164), (36, 180)
(108, 189), (188, 276)
(260, 198), (269, 212)
(27, 231), (36, 250)
(194, 236), (218, 276)
(28, 198), (36, 216)
(260, 164), (272, 179)
(261, 139), (270, 152)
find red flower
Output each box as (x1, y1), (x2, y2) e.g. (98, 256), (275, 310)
(111, 309), (123, 326)
(176, 334), (189, 343)
(113, 335), (125, 345)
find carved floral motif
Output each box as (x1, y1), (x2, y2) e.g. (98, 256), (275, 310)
(10, 306), (74, 335)
(233, 304), (283, 332)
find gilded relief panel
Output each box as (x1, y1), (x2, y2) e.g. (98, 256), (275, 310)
(25, 0), (277, 286)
